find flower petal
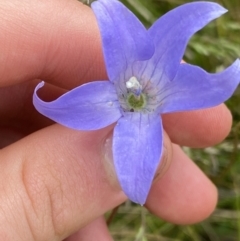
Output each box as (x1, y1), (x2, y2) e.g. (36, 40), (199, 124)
(144, 2), (227, 83)
(33, 81), (122, 130)
(113, 113), (163, 204)
(159, 59), (240, 113)
(91, 0), (154, 82)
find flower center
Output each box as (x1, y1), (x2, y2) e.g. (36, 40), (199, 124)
(125, 76), (146, 111)
(117, 76), (159, 113)
(127, 93), (146, 110)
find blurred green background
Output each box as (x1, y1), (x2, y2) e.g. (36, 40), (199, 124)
(82, 0), (240, 240)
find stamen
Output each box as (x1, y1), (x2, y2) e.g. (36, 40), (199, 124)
(126, 76), (142, 96)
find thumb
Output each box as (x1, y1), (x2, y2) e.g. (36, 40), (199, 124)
(0, 124), (172, 240)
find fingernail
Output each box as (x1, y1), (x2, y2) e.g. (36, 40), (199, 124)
(102, 131), (122, 190)
(153, 131), (172, 182)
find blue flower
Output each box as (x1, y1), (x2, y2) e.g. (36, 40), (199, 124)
(33, 0), (240, 204)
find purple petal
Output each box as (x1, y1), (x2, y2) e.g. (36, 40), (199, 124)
(91, 0), (154, 82)
(143, 2), (227, 84)
(159, 59), (240, 113)
(113, 113), (163, 204)
(33, 81), (122, 130)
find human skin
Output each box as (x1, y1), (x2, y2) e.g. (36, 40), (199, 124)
(0, 0), (232, 240)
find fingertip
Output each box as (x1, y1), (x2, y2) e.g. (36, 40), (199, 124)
(146, 145), (218, 225)
(162, 104), (232, 148)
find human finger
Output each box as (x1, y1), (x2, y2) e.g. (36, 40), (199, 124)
(146, 144), (217, 225)
(0, 125), (124, 240)
(0, 0), (106, 88)
(0, 124), (171, 240)
(162, 104), (232, 148)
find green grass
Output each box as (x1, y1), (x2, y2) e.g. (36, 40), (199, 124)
(82, 0), (240, 240)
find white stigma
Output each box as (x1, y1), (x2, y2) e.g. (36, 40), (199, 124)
(126, 76), (142, 96)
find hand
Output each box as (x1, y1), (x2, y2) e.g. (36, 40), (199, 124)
(0, 0), (232, 240)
